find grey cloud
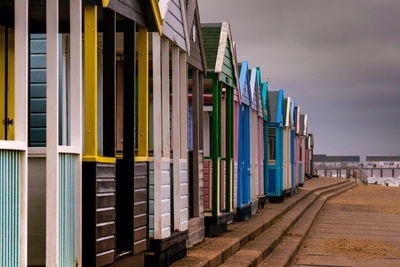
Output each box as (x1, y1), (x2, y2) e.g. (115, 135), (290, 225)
(199, 0), (400, 160)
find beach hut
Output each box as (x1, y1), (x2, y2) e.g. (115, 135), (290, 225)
(236, 62), (252, 221)
(299, 114), (308, 186)
(78, 3), (161, 266)
(185, 0), (208, 248)
(249, 67), (260, 213)
(261, 81), (271, 201)
(290, 100), (296, 192)
(283, 97), (292, 195)
(293, 106), (300, 191)
(307, 134), (314, 177)
(267, 90), (285, 200)
(256, 68), (268, 207)
(146, 0), (193, 265)
(201, 22), (238, 236)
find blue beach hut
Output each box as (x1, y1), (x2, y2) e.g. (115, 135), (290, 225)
(261, 81), (271, 199)
(236, 61), (252, 221)
(267, 90), (285, 200)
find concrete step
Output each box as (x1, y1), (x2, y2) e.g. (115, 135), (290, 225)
(171, 178), (353, 267)
(259, 182), (357, 267)
(217, 181), (355, 267)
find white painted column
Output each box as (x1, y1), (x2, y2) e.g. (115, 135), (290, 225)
(160, 38), (171, 238)
(152, 33), (163, 239)
(179, 51), (188, 230)
(172, 46), (181, 231)
(46, 0), (60, 265)
(14, 0), (29, 265)
(70, 0), (83, 264)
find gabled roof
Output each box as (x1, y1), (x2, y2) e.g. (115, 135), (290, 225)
(202, 21), (238, 88)
(232, 41), (241, 103)
(258, 69), (269, 122)
(283, 97), (291, 127)
(295, 106), (301, 134)
(186, 0), (207, 71)
(268, 90), (284, 125)
(300, 114), (308, 136)
(261, 82), (270, 122)
(250, 68), (258, 111)
(239, 61), (251, 106)
(290, 100), (295, 130)
(256, 70), (263, 118)
(159, 0), (190, 52)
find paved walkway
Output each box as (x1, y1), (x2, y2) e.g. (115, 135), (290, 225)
(172, 178), (347, 267)
(292, 184), (400, 267)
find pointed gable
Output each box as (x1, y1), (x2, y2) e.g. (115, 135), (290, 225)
(160, 0), (190, 52)
(250, 68), (258, 111)
(295, 106), (301, 134)
(186, 0), (207, 71)
(268, 90), (284, 125)
(261, 81), (271, 122)
(202, 21), (237, 88)
(232, 41), (241, 103)
(238, 61), (251, 106)
(256, 68), (263, 117)
(290, 100), (295, 130)
(283, 97), (291, 127)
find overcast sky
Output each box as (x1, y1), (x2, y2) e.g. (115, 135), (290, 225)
(198, 0), (400, 161)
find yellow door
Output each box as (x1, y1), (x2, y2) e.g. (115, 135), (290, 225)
(0, 26), (15, 140)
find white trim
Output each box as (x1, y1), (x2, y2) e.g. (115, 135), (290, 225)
(179, 0), (190, 55)
(0, 140), (27, 151)
(58, 145), (81, 154)
(152, 33), (163, 239)
(161, 39), (170, 158)
(172, 46), (181, 231)
(70, 2), (83, 263)
(14, 1), (29, 265)
(46, 0), (60, 265)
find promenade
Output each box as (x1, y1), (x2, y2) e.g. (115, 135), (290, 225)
(293, 185), (400, 267)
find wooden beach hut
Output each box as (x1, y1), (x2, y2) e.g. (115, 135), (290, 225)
(201, 21), (238, 236)
(249, 67), (260, 213)
(267, 90), (285, 200)
(146, 0), (193, 265)
(236, 61), (252, 221)
(256, 68), (269, 207)
(78, 3), (161, 266)
(283, 97), (292, 195)
(261, 81), (271, 201)
(185, 0), (208, 248)
(290, 100), (297, 192)
(295, 106), (301, 187)
(299, 114), (308, 186)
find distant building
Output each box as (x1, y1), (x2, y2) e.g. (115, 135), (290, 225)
(313, 154), (360, 168)
(365, 156), (400, 168)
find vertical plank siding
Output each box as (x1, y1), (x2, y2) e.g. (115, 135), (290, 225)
(0, 150), (20, 267)
(58, 153), (76, 267)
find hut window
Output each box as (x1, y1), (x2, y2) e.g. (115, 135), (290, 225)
(268, 127), (275, 160)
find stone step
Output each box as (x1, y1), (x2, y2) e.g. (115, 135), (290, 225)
(171, 178), (353, 267)
(259, 183), (357, 267)
(218, 181), (354, 267)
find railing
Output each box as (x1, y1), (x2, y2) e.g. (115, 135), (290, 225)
(0, 149), (21, 267)
(58, 153), (77, 267)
